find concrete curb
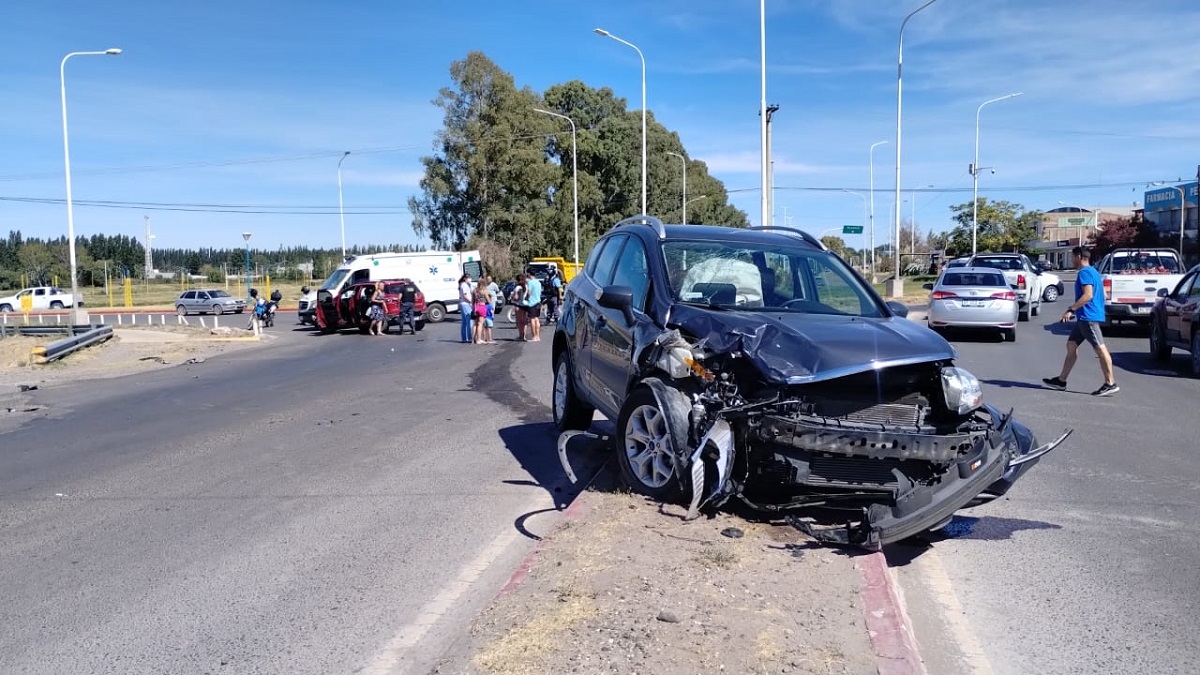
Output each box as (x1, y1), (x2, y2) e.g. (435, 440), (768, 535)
(858, 551), (927, 675)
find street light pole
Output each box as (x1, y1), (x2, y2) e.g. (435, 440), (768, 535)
(594, 28), (646, 215)
(534, 108), (580, 268)
(971, 92), (1022, 254)
(337, 151), (350, 259)
(61, 48), (121, 323)
(666, 151), (687, 223)
(759, 0), (769, 229)
(869, 140), (887, 275)
(894, 0), (938, 295)
(242, 232), (253, 299)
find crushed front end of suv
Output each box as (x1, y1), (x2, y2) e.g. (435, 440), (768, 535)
(552, 217), (1070, 550)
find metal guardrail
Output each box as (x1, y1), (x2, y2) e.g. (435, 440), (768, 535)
(0, 324), (93, 338)
(30, 325), (114, 364)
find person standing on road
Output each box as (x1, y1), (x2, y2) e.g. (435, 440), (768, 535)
(1043, 246), (1119, 396)
(458, 273), (474, 344)
(367, 281), (386, 336)
(525, 269), (543, 342)
(547, 265), (563, 324)
(397, 280), (418, 335)
(513, 275), (528, 341)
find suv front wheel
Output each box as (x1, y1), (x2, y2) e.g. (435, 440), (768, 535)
(552, 352), (594, 431)
(615, 384), (688, 501)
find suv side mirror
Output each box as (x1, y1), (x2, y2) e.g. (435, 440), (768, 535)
(885, 300), (909, 318)
(598, 285), (635, 324)
(1158, 287), (1170, 298)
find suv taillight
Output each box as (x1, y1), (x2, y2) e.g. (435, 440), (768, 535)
(1017, 274), (1026, 289)
(1103, 278), (1112, 300)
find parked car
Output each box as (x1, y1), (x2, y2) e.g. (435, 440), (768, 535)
(1036, 260), (1056, 272)
(552, 216), (1068, 550)
(297, 286), (318, 325)
(175, 289), (246, 316)
(1148, 263), (1200, 376)
(0, 286), (80, 312)
(966, 253), (1044, 321)
(945, 256), (971, 269)
(316, 278), (426, 334)
(924, 267), (1019, 341)
(1039, 270), (1066, 302)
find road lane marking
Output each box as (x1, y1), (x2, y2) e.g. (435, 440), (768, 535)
(911, 547), (996, 675)
(362, 526), (523, 675)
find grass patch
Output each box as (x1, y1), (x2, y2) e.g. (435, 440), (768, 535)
(693, 544), (739, 569)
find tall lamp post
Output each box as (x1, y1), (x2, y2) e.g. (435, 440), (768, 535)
(893, 0), (939, 296)
(971, 92), (1022, 254)
(534, 108), (580, 268)
(61, 48), (121, 323)
(869, 140), (888, 275)
(337, 151), (350, 259)
(242, 232), (253, 299)
(594, 28), (646, 216)
(666, 151), (687, 223)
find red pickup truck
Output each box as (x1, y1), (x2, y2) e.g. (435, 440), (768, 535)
(316, 279), (426, 334)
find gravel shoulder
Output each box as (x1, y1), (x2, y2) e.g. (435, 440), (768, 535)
(434, 465), (877, 675)
(0, 325), (266, 391)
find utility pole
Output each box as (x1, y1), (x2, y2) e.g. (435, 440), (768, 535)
(763, 104), (780, 224)
(143, 215), (153, 279)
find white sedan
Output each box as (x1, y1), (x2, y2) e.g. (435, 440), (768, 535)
(1040, 271), (1066, 302)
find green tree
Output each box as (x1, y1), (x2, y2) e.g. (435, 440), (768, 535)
(821, 235), (849, 259)
(944, 198), (1041, 256)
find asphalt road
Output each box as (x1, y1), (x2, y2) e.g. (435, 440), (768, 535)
(892, 301), (1200, 674)
(0, 320), (595, 674)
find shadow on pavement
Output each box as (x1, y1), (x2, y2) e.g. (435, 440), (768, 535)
(981, 378), (1051, 390)
(884, 514), (1063, 567)
(1109, 350), (1193, 378)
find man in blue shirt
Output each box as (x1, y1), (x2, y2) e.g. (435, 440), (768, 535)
(1043, 246), (1118, 396)
(525, 270), (543, 342)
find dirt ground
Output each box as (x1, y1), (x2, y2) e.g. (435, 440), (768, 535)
(0, 324), (263, 390)
(435, 468), (877, 675)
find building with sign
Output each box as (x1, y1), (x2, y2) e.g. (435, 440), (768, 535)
(1032, 205), (1133, 269)
(1142, 181), (1197, 264)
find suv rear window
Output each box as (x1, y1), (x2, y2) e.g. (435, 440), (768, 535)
(943, 272), (1007, 287)
(971, 256), (1024, 270)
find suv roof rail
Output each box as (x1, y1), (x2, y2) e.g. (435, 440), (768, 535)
(747, 225), (826, 250)
(614, 214), (667, 240)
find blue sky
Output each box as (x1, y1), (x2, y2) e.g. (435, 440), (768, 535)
(2, 0), (1198, 255)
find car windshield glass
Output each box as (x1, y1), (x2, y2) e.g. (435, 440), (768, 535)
(1112, 253), (1181, 273)
(662, 239), (883, 317)
(321, 269), (351, 291)
(943, 272), (1007, 287)
(209, 290), (231, 298)
(972, 256), (1023, 270)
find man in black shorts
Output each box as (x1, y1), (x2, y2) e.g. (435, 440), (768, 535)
(1043, 246), (1118, 396)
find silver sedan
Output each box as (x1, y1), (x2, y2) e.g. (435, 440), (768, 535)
(924, 267), (1019, 341)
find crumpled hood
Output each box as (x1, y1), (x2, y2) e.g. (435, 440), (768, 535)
(667, 304), (956, 383)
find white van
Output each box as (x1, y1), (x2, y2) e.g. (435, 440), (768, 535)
(319, 250), (484, 323)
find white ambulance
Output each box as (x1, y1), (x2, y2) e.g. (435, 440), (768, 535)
(318, 250), (484, 323)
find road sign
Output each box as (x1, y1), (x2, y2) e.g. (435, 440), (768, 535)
(842, 225), (864, 234)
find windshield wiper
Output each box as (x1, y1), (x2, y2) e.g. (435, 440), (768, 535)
(679, 300), (729, 311)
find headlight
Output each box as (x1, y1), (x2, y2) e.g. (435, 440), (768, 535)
(940, 366), (983, 415)
(657, 346), (714, 381)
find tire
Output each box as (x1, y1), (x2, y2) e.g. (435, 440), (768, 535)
(1192, 333), (1200, 378)
(415, 319), (426, 332)
(1150, 320), (1172, 361)
(176, 305), (188, 316)
(552, 352), (595, 432)
(0, 304), (12, 313)
(1003, 328), (1017, 342)
(615, 385), (686, 502)
(49, 301), (64, 309)
(212, 304), (224, 316)
(1043, 285), (1060, 302)
(1018, 308), (1030, 322)
(1031, 300), (1040, 317)
(425, 302), (446, 324)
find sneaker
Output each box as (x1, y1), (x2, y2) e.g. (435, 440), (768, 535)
(1092, 383), (1120, 396)
(1042, 376), (1067, 390)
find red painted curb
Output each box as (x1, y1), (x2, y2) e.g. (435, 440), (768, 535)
(858, 551), (926, 675)
(496, 480), (593, 598)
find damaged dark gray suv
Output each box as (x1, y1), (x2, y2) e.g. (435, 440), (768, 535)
(552, 216), (1070, 550)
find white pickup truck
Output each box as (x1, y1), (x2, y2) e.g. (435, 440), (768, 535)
(0, 286), (80, 313)
(1094, 248), (1185, 326)
(966, 253), (1045, 321)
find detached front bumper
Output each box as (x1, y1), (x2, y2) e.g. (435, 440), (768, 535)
(790, 405), (1070, 550)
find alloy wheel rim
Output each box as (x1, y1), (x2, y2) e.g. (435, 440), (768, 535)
(623, 404), (673, 488)
(554, 361), (569, 419)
